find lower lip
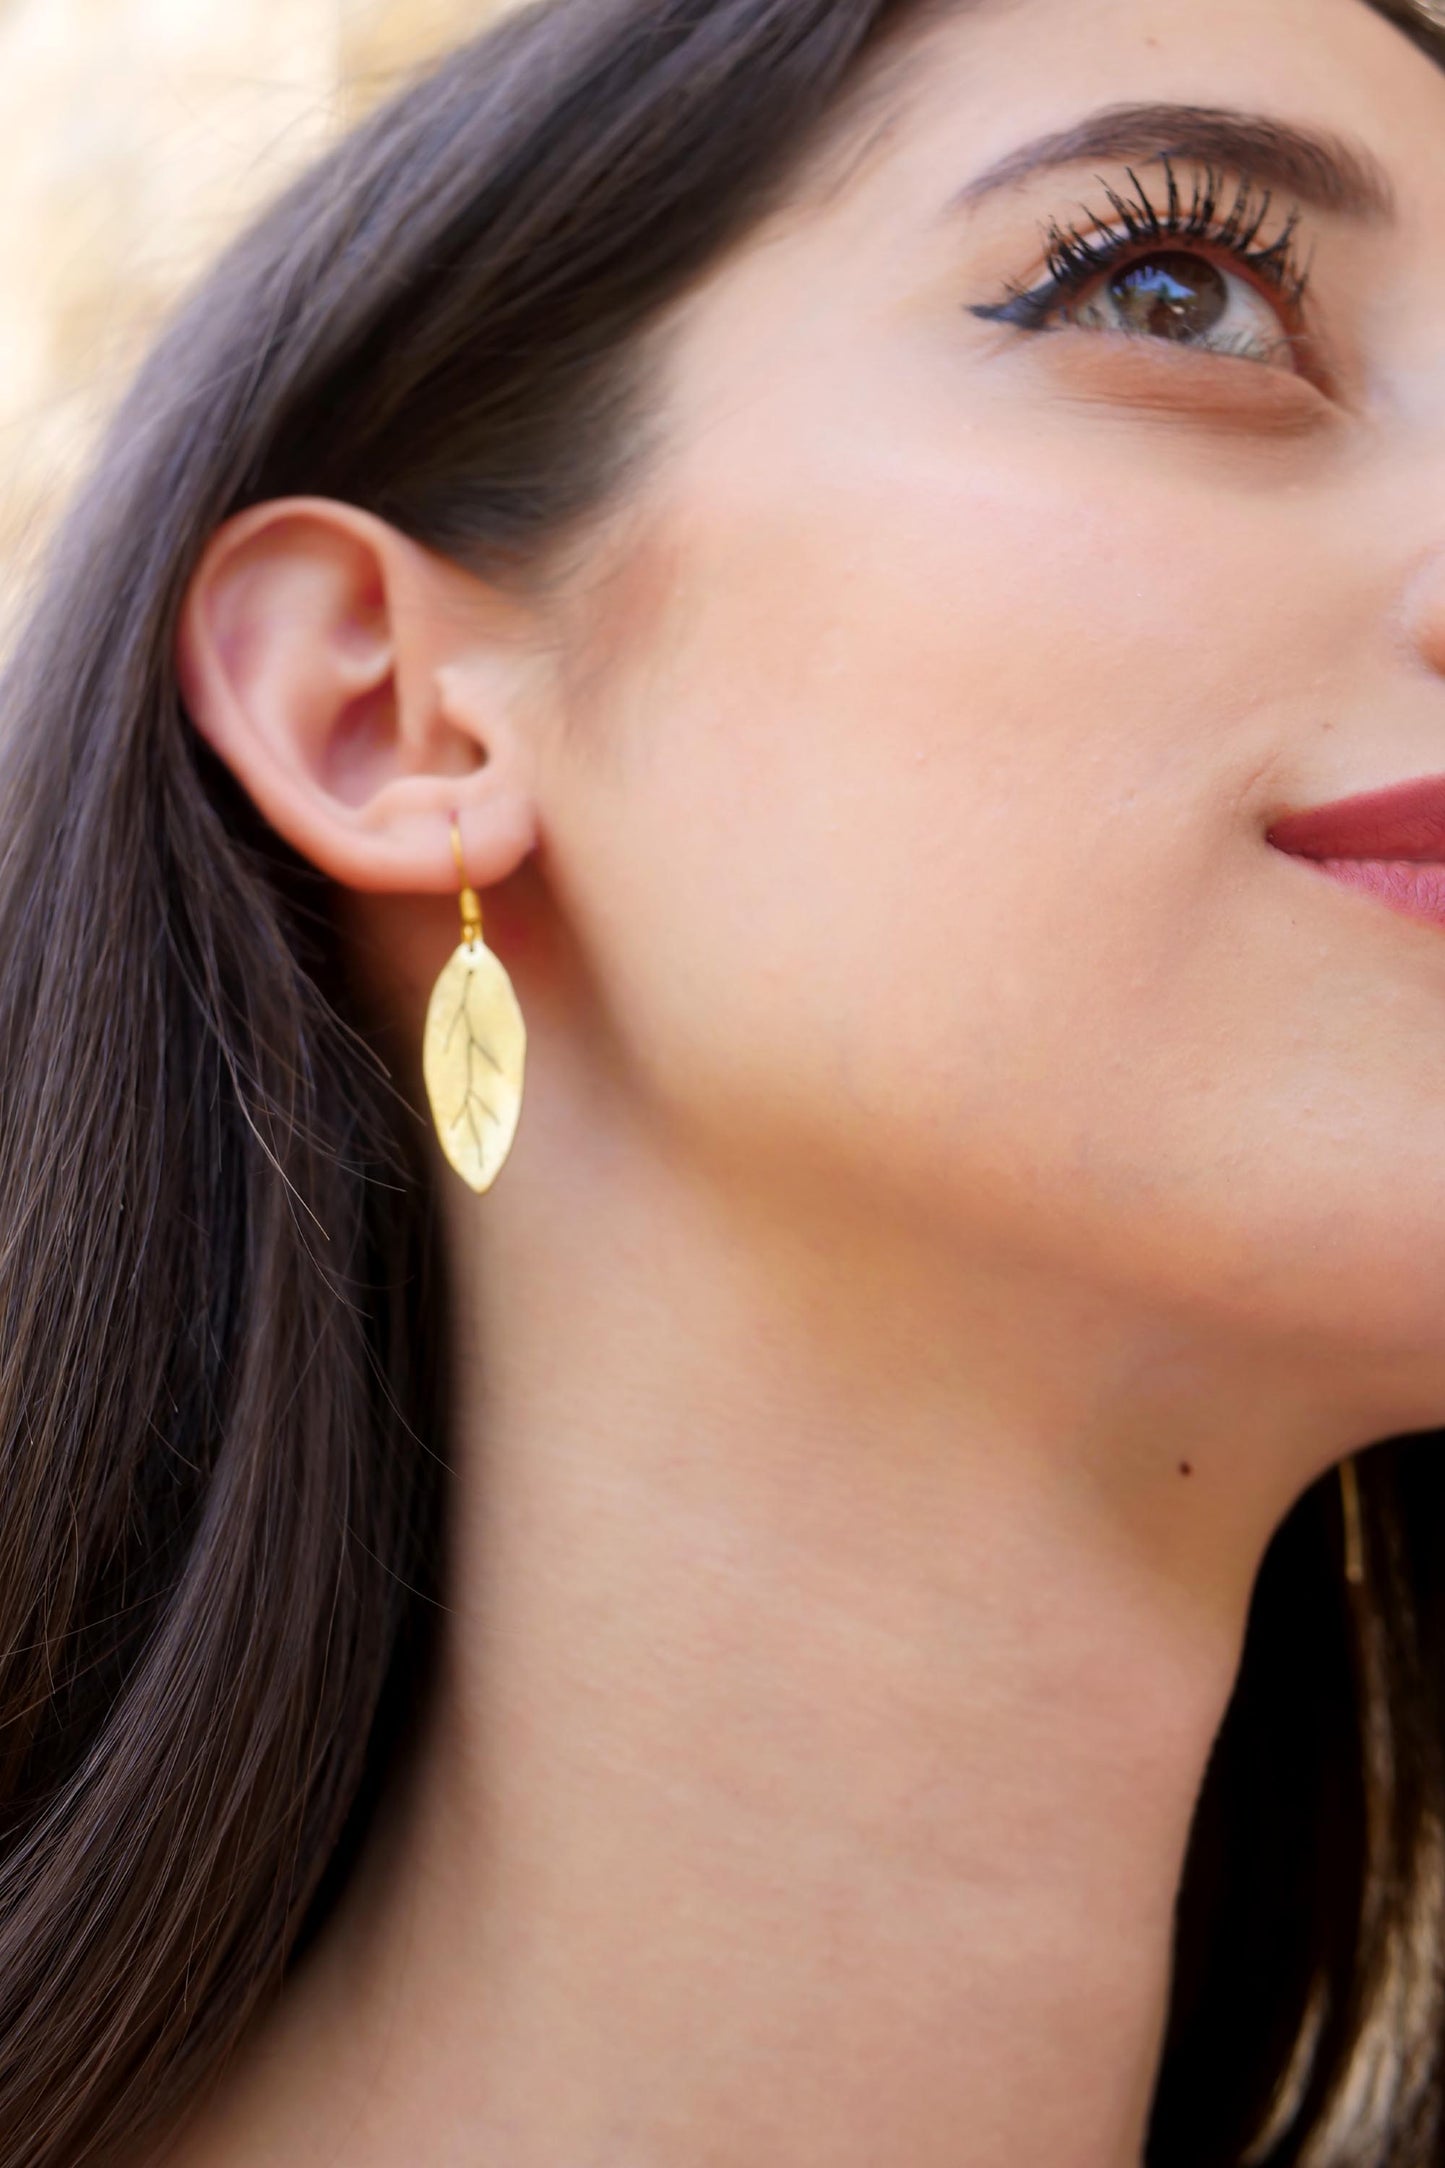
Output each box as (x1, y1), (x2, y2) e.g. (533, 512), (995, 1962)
(1281, 853), (1445, 930)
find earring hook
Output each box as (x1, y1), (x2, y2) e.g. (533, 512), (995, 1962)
(450, 810), (483, 947)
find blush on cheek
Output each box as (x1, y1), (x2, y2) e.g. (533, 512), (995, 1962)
(555, 505), (694, 760)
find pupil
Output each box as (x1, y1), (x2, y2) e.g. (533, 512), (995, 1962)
(1107, 251), (1228, 341)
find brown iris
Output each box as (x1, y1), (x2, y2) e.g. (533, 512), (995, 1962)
(1098, 251), (1229, 342)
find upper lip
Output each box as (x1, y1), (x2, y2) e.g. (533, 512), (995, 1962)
(1266, 771), (1445, 862)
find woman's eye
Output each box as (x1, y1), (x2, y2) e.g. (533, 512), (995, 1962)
(966, 160), (1322, 384)
(1049, 246), (1299, 371)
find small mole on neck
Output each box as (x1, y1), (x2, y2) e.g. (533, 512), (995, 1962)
(1178, 1461), (1194, 1477)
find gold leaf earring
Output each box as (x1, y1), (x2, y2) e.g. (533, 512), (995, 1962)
(422, 812), (527, 1193)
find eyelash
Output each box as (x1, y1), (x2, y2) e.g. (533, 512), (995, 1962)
(970, 153), (1318, 363)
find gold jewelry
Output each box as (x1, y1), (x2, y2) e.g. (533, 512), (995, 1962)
(422, 813), (527, 1193)
(1338, 1452), (1366, 1589)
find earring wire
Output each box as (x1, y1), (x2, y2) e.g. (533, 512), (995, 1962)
(450, 810), (483, 948)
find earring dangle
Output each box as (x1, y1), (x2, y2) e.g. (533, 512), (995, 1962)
(1338, 1452), (1367, 1593)
(422, 813), (527, 1193)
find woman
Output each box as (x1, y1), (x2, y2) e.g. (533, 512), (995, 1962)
(2, 0), (1444, 2160)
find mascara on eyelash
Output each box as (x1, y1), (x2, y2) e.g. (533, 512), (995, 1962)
(964, 153), (1317, 334)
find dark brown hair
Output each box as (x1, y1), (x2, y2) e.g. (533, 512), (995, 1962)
(0, 1), (1443, 2161)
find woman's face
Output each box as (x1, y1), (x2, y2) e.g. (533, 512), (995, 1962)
(521, 0), (1445, 1414)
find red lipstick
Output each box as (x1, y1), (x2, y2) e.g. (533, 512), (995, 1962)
(1268, 771), (1445, 932)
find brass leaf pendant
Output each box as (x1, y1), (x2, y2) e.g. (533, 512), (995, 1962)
(422, 937), (527, 1194)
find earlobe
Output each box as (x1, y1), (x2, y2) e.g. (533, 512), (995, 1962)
(175, 495), (541, 896)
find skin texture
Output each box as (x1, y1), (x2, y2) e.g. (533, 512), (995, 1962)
(163, 0), (1445, 2161)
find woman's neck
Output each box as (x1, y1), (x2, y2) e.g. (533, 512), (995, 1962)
(160, 1109), (1365, 2168)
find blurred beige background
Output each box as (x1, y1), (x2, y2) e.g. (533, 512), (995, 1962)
(0, 0), (520, 634)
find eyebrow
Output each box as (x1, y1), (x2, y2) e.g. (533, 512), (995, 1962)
(947, 101), (1399, 224)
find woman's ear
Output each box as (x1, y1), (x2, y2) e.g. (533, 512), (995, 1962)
(175, 495), (542, 894)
